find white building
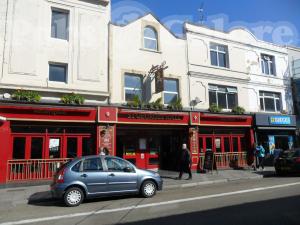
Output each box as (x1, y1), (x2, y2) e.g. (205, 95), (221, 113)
(185, 23), (292, 114)
(109, 14), (189, 107)
(0, 0), (110, 104)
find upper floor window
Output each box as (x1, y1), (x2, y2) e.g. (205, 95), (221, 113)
(259, 91), (281, 112)
(51, 9), (69, 40)
(210, 43), (229, 68)
(49, 63), (67, 82)
(209, 84), (238, 110)
(261, 54), (275, 75)
(144, 26), (158, 51)
(164, 79), (179, 104)
(124, 73), (143, 102)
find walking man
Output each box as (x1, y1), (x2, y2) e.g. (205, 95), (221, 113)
(256, 143), (265, 171)
(176, 143), (192, 180)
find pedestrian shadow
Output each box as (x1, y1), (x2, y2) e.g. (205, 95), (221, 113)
(160, 175), (177, 180)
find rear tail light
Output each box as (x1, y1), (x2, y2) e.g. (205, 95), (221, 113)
(294, 158), (300, 163)
(56, 168), (66, 183)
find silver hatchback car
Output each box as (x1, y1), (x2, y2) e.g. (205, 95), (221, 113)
(51, 155), (163, 207)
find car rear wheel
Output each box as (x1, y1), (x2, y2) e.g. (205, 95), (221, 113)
(141, 180), (157, 198)
(64, 187), (84, 207)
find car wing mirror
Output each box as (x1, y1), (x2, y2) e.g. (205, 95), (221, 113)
(123, 167), (133, 173)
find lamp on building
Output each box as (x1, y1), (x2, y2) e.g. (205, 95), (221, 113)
(0, 116), (7, 121)
(191, 97), (202, 110)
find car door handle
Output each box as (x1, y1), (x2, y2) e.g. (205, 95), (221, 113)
(109, 173), (115, 177)
(81, 174), (88, 178)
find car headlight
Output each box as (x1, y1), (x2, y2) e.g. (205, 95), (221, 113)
(154, 172), (160, 177)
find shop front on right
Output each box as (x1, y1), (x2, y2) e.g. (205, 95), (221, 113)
(254, 114), (297, 157)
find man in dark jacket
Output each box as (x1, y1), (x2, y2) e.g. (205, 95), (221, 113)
(176, 143), (192, 180)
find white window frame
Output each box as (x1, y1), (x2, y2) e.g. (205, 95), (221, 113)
(124, 74), (143, 102)
(259, 91), (281, 112)
(163, 79), (179, 105)
(261, 54), (275, 75)
(210, 43), (229, 68)
(208, 84), (237, 110)
(143, 26), (158, 51)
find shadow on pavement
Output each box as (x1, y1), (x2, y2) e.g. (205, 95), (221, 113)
(120, 195), (300, 225)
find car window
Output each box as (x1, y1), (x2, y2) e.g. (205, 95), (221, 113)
(105, 157), (134, 172)
(71, 161), (81, 172)
(82, 158), (103, 172)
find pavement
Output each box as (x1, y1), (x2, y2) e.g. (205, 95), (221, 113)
(0, 167), (274, 210)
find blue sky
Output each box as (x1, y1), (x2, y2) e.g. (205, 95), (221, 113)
(111, 0), (300, 47)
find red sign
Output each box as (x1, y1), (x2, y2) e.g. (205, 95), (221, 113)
(118, 109), (189, 125)
(0, 104), (97, 122)
(199, 113), (252, 127)
(99, 125), (115, 156)
(98, 107), (118, 123)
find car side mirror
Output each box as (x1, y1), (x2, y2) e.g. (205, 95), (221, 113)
(123, 167), (133, 173)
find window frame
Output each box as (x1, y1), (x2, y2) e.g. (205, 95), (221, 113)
(124, 73), (143, 102)
(143, 26), (158, 51)
(210, 43), (229, 68)
(259, 91), (281, 112)
(208, 84), (238, 110)
(51, 8), (69, 41)
(261, 54), (275, 76)
(163, 78), (179, 105)
(48, 63), (68, 83)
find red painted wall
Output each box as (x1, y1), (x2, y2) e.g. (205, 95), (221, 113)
(0, 121), (11, 184)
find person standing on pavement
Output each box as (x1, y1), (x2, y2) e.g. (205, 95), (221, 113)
(176, 143), (192, 180)
(256, 143), (265, 171)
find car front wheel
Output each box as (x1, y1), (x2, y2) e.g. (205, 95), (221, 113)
(64, 187), (84, 207)
(141, 180), (157, 198)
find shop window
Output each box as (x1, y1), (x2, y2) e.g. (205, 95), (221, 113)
(49, 138), (61, 158)
(233, 137), (239, 152)
(143, 26), (158, 51)
(259, 91), (281, 112)
(83, 158), (103, 172)
(224, 137), (230, 152)
(199, 138), (204, 153)
(210, 43), (229, 68)
(215, 138), (222, 152)
(31, 138), (43, 159)
(149, 158), (159, 165)
(124, 73), (143, 102)
(206, 138), (212, 151)
(261, 54), (275, 75)
(209, 84), (238, 110)
(82, 137), (94, 156)
(13, 137), (26, 159)
(240, 137), (246, 152)
(164, 79), (179, 104)
(67, 138), (77, 158)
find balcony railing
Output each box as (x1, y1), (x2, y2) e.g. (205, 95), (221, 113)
(7, 158), (70, 182)
(198, 152), (248, 170)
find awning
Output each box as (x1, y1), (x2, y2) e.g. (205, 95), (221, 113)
(257, 126), (296, 130)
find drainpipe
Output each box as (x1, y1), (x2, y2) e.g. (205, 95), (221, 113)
(107, 21), (111, 105)
(1, 0), (9, 80)
(184, 25), (192, 110)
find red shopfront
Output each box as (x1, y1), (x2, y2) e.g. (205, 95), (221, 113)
(0, 103), (98, 184)
(189, 112), (255, 169)
(98, 107), (190, 171)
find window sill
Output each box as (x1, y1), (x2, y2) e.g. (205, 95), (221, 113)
(140, 48), (162, 54)
(209, 64), (230, 71)
(260, 73), (277, 77)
